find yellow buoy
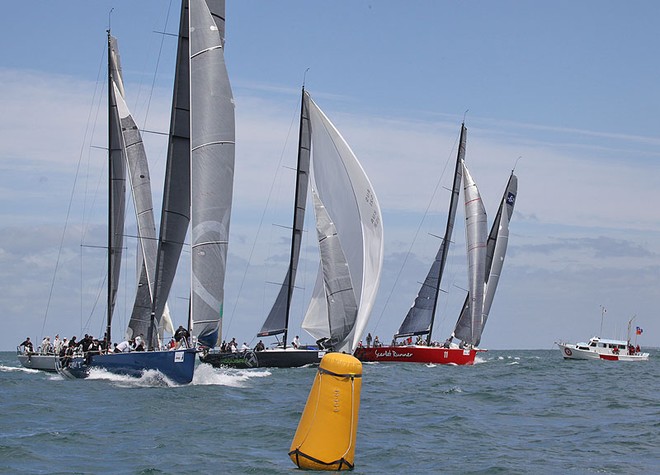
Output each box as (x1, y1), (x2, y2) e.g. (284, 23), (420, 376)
(289, 352), (362, 471)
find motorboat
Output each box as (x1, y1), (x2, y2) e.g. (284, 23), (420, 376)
(556, 337), (649, 361)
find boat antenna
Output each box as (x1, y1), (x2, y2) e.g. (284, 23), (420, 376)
(599, 305), (606, 337)
(302, 67), (310, 88)
(108, 8), (114, 32)
(462, 109), (469, 123)
(512, 155), (522, 173)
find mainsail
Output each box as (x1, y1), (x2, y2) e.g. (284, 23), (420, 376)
(151, 1), (191, 342)
(151, 0), (234, 349)
(301, 92), (384, 354)
(257, 88), (311, 342)
(106, 34), (127, 344)
(480, 173), (517, 342)
(189, 0), (235, 348)
(395, 124), (466, 342)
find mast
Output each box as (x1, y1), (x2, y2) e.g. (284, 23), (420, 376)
(394, 123), (465, 344)
(257, 88), (311, 346)
(106, 29), (113, 347)
(283, 87), (310, 349)
(426, 123), (466, 345)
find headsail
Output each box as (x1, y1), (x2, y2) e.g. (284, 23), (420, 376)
(258, 88), (312, 342)
(454, 161), (488, 346)
(395, 124), (466, 342)
(301, 92), (384, 354)
(479, 173), (517, 344)
(189, 0), (235, 348)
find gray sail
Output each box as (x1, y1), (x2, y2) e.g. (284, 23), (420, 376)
(258, 90), (311, 339)
(109, 36), (161, 347)
(454, 161), (487, 345)
(189, 0), (235, 348)
(312, 190), (358, 349)
(478, 173), (517, 345)
(151, 0), (191, 339)
(454, 172), (517, 346)
(107, 35), (127, 340)
(395, 124), (466, 341)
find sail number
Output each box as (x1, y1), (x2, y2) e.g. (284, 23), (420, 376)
(365, 189), (380, 227)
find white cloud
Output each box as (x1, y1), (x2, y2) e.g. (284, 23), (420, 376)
(2, 69), (659, 351)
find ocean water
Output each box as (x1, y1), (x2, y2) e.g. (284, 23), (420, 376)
(1, 349), (658, 474)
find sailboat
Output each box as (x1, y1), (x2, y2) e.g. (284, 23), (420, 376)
(200, 88), (384, 368)
(57, 0), (233, 384)
(355, 124), (517, 365)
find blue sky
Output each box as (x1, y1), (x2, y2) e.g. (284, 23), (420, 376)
(1, 0), (659, 351)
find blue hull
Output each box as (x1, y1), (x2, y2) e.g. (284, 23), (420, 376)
(57, 349), (197, 385)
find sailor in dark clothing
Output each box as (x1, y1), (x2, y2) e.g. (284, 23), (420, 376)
(174, 326), (191, 348)
(20, 337), (34, 353)
(254, 340), (265, 352)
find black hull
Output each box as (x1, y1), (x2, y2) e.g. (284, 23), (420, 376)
(55, 349), (197, 384)
(200, 348), (325, 368)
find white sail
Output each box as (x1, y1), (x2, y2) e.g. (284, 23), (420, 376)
(458, 160), (488, 346)
(301, 92), (384, 354)
(189, 0), (235, 348)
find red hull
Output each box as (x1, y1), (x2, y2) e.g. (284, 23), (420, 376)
(354, 345), (483, 365)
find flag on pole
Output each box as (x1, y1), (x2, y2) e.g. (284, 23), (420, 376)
(636, 326), (643, 335)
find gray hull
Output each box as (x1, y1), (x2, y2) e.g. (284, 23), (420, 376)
(17, 353), (58, 372)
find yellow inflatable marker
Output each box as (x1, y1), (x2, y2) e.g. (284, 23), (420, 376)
(289, 353), (362, 471)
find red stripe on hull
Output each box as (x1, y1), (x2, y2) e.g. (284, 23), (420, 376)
(354, 346), (480, 365)
(599, 354), (619, 361)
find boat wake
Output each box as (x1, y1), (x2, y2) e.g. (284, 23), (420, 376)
(193, 362), (272, 387)
(85, 368), (179, 388)
(0, 364), (39, 373)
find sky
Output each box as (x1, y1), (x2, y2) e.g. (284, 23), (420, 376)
(1, 0), (659, 351)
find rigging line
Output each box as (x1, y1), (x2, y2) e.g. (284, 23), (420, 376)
(370, 125), (462, 334)
(41, 38), (108, 340)
(225, 93), (302, 333)
(141, 0), (175, 132)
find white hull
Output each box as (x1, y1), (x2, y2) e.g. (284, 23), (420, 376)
(17, 353), (58, 372)
(557, 341), (649, 362)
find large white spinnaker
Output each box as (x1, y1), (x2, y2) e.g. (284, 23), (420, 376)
(301, 92), (384, 354)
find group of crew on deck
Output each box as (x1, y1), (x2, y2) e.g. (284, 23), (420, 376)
(612, 343), (642, 355)
(19, 325), (193, 366)
(218, 337), (267, 353)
